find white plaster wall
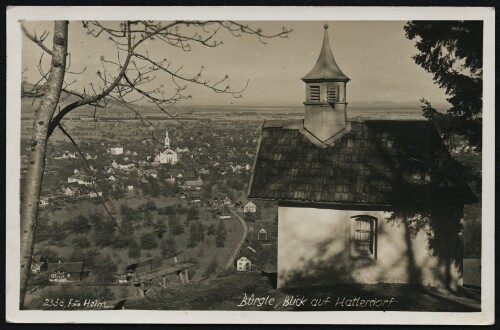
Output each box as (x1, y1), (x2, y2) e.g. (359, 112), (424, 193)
(277, 206), (462, 289)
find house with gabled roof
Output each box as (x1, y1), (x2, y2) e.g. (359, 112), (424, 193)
(235, 245), (260, 272)
(248, 24), (476, 290)
(47, 261), (84, 282)
(243, 201), (257, 213)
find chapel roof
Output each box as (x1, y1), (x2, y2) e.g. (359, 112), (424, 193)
(248, 119), (476, 207)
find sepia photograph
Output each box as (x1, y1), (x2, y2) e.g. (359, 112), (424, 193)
(6, 6), (495, 325)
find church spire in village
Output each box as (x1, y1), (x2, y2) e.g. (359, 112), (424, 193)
(165, 129), (170, 148)
(302, 23), (350, 146)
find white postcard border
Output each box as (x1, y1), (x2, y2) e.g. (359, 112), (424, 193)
(6, 5), (495, 325)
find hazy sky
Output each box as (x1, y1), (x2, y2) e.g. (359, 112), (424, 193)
(22, 20), (449, 107)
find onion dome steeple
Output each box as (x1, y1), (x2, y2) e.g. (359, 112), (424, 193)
(302, 23), (350, 82)
(301, 23), (351, 146)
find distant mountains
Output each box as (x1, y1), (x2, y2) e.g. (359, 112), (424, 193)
(20, 82), (450, 116)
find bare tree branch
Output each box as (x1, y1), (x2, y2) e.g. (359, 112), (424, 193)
(21, 23), (53, 56)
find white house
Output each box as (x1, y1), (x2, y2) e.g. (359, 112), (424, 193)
(47, 262), (84, 282)
(110, 147), (124, 155)
(236, 246), (259, 272)
(236, 256), (252, 271)
(175, 146), (189, 153)
(248, 24), (476, 290)
(64, 186), (79, 197)
(243, 201), (257, 213)
(67, 175), (92, 186)
(88, 191), (103, 198)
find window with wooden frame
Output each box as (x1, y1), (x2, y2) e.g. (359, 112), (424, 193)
(350, 215), (377, 259)
(309, 85), (320, 102)
(327, 86), (338, 102)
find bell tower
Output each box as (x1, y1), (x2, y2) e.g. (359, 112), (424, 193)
(302, 23), (350, 146)
(164, 129), (170, 148)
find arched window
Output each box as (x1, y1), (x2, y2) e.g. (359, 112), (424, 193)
(350, 215), (377, 259)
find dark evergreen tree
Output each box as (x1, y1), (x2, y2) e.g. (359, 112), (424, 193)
(215, 221), (227, 248)
(404, 21), (483, 149)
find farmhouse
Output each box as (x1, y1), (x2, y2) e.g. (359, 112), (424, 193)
(87, 190), (103, 198)
(243, 201), (257, 213)
(64, 184), (80, 197)
(236, 255), (258, 272)
(248, 24), (476, 290)
(47, 261), (84, 282)
(110, 147), (124, 155)
(248, 222), (278, 244)
(67, 174), (92, 186)
(236, 245), (261, 271)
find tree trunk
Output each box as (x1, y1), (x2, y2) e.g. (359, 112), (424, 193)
(20, 21), (68, 309)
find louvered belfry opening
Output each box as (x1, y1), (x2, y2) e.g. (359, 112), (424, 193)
(309, 85), (320, 102)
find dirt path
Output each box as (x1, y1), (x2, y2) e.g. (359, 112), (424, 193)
(223, 209), (248, 270)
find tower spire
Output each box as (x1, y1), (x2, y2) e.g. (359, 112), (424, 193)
(165, 129), (170, 148)
(302, 23), (349, 82)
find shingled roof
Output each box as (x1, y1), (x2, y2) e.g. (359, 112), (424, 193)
(248, 120), (476, 207)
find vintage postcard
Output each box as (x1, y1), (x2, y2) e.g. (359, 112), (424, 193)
(6, 6), (495, 324)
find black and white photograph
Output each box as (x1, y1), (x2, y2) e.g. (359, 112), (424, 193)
(6, 6), (495, 325)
